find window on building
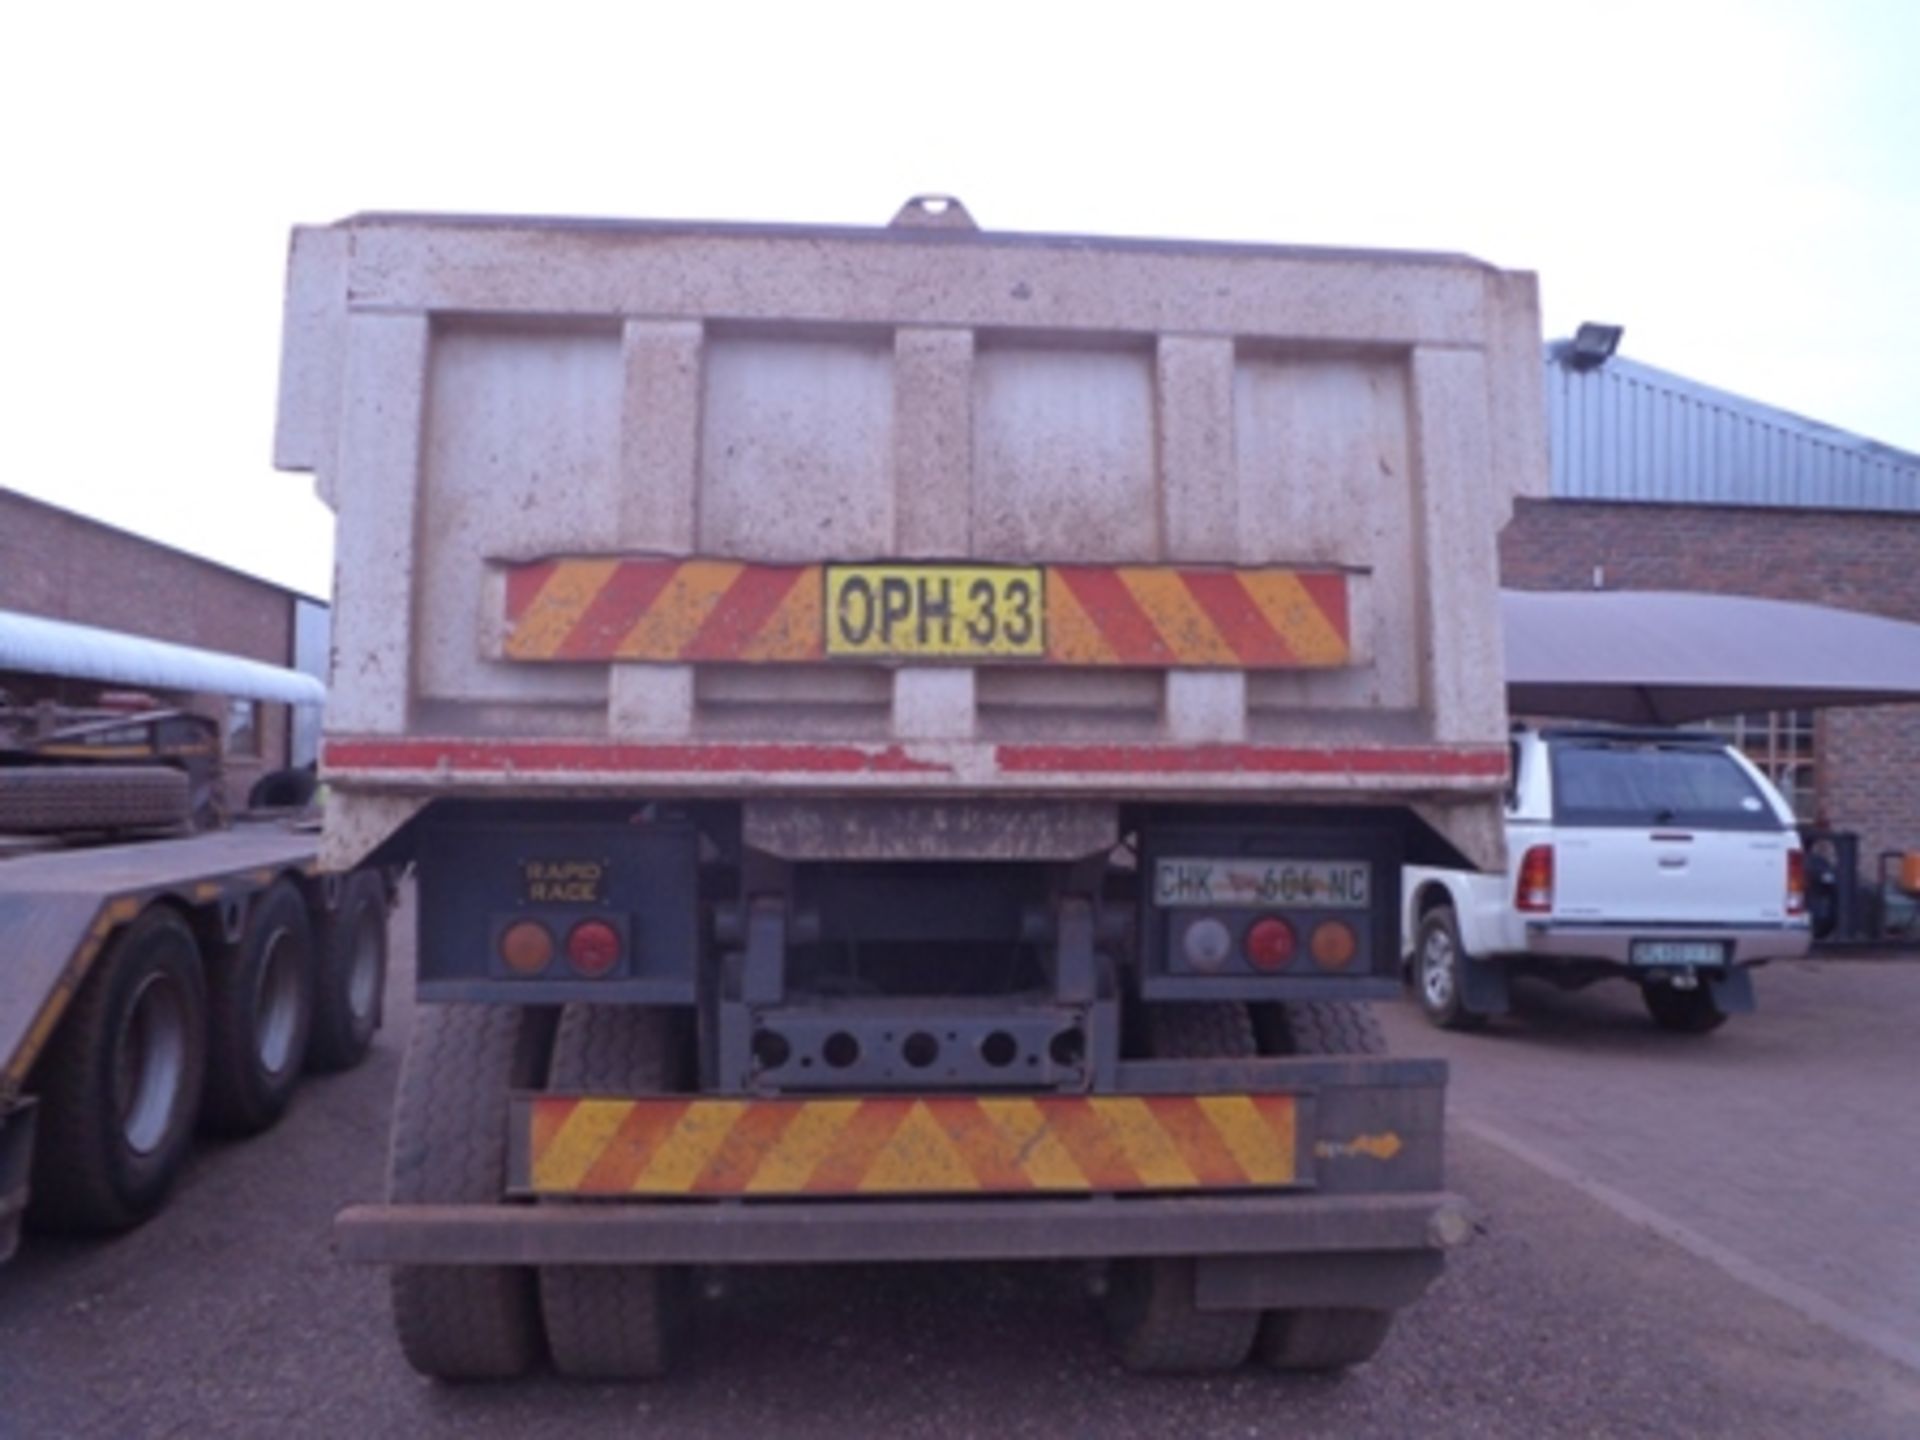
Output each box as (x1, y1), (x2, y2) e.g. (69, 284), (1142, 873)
(1700, 710), (1816, 820)
(225, 697), (260, 758)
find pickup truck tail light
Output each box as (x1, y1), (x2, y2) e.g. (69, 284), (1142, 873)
(1786, 850), (1806, 916)
(1515, 845), (1555, 914)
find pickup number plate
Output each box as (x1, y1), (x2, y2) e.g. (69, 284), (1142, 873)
(1154, 857), (1371, 909)
(825, 565), (1043, 659)
(1630, 940), (1727, 967)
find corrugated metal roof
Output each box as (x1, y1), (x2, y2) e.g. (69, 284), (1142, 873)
(0, 609), (327, 704)
(1545, 344), (1920, 513)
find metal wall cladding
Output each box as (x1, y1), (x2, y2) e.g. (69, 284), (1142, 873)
(1546, 350), (1920, 513)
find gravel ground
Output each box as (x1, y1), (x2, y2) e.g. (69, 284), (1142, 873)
(4, 912), (1918, 1438)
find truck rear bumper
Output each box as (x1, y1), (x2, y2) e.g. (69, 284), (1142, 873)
(335, 1190), (1471, 1268)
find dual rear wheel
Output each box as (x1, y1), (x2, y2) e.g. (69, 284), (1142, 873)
(1104, 1000), (1396, 1375)
(390, 1004), (688, 1381)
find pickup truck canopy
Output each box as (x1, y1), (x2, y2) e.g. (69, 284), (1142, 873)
(1504, 589), (1920, 724)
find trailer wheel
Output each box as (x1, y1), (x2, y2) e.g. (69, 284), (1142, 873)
(390, 1004), (556, 1381)
(1104, 1003), (1260, 1374)
(1642, 981), (1729, 1035)
(540, 1005), (690, 1380)
(0, 765), (190, 835)
(26, 905), (208, 1233)
(1256, 998), (1396, 1372)
(200, 879), (315, 1136)
(1414, 905), (1485, 1032)
(307, 872), (388, 1073)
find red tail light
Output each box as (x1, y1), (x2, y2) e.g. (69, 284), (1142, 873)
(1515, 845), (1554, 914)
(1245, 917), (1297, 971)
(566, 919), (623, 977)
(1786, 850), (1806, 916)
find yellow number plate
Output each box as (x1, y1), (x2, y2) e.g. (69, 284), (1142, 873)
(824, 565), (1044, 658)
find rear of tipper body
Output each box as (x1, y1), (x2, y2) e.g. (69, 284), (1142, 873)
(277, 196), (1543, 1379)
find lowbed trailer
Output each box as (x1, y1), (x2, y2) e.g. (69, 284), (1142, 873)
(0, 821), (391, 1260)
(282, 196), (1543, 1379)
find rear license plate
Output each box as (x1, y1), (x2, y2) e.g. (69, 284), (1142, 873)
(1630, 940), (1728, 967)
(825, 565), (1043, 659)
(1154, 857), (1371, 909)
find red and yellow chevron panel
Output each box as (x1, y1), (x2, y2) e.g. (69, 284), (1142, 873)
(501, 556), (1350, 669)
(517, 1093), (1302, 1197)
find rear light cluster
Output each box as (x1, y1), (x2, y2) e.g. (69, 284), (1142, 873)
(1181, 915), (1359, 974)
(500, 917), (626, 978)
(1515, 844), (1554, 913)
(1786, 850), (1806, 916)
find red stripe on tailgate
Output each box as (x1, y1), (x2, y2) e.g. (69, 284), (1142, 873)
(504, 560), (559, 622)
(553, 559), (680, 661)
(1054, 567), (1171, 665)
(681, 564), (808, 662)
(1178, 570), (1299, 667)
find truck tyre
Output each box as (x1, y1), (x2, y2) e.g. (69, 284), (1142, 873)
(1414, 905), (1485, 1032)
(0, 765), (190, 835)
(1257, 998), (1396, 1372)
(391, 1004), (556, 1381)
(540, 1005), (689, 1380)
(306, 871), (388, 1073)
(26, 904), (208, 1233)
(1642, 982), (1729, 1035)
(200, 879), (315, 1135)
(1261, 1307), (1394, 1371)
(1104, 1003), (1260, 1374)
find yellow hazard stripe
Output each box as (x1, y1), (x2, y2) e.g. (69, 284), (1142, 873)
(522, 1093), (1303, 1197)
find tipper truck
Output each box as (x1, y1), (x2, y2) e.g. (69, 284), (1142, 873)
(285, 195), (1545, 1379)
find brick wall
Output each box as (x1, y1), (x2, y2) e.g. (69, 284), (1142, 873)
(0, 490), (300, 801)
(1501, 498), (1920, 870)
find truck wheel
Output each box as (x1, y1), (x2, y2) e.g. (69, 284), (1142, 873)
(26, 905), (208, 1233)
(391, 1004), (556, 1381)
(306, 872), (388, 1073)
(1257, 998), (1396, 1372)
(1414, 906), (1485, 1032)
(540, 1005), (690, 1380)
(1642, 982), (1729, 1035)
(1261, 1307), (1394, 1371)
(200, 879), (315, 1135)
(1104, 1003), (1260, 1374)
(0, 765), (190, 834)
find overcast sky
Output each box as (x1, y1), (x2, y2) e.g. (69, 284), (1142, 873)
(5, 1), (1914, 599)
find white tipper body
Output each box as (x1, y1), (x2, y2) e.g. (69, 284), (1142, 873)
(272, 200), (1547, 869)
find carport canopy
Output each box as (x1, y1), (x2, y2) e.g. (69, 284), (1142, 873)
(1503, 589), (1920, 725)
(0, 608), (326, 705)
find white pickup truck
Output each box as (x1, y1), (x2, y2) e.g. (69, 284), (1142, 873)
(1402, 726), (1810, 1034)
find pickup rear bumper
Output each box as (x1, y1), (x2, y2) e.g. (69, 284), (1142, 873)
(1521, 921), (1810, 967)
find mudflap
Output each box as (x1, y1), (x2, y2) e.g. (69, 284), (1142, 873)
(0, 1097), (36, 1263)
(1461, 956), (1512, 1016)
(1707, 967), (1757, 1014)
